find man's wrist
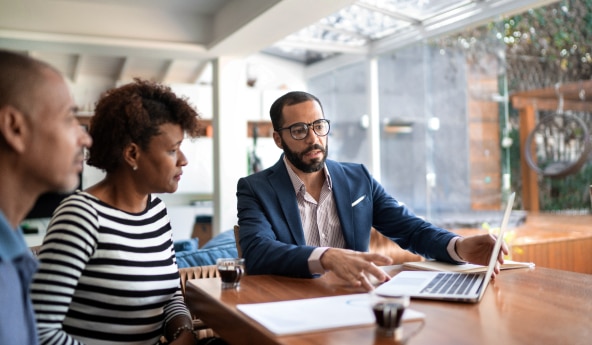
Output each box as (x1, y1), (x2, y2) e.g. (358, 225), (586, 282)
(447, 237), (466, 262)
(454, 238), (465, 261)
(308, 247), (330, 274)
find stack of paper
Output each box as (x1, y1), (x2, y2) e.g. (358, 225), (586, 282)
(403, 260), (535, 273)
(237, 293), (425, 335)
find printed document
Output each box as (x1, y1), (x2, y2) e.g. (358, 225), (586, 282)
(237, 293), (424, 335)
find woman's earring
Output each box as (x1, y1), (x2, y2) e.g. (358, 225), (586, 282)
(132, 166), (138, 171)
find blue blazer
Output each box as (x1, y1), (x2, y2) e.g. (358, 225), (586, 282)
(236, 156), (456, 277)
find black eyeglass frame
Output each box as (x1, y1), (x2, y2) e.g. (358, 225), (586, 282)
(275, 119), (331, 140)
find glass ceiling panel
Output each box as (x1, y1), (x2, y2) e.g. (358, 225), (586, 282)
(265, 0), (552, 65)
(268, 0), (481, 64)
(320, 5), (405, 43)
(366, 0), (474, 21)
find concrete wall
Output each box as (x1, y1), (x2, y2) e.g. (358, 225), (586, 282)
(308, 43), (474, 217)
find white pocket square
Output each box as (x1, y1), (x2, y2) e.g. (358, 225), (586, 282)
(351, 195), (366, 207)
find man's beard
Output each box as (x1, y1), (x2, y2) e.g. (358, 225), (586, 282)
(282, 139), (328, 173)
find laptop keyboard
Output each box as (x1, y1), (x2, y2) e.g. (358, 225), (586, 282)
(421, 273), (481, 295)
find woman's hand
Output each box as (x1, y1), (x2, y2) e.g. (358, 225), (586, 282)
(168, 328), (195, 345)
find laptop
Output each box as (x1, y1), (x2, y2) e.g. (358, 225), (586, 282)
(374, 192), (515, 303)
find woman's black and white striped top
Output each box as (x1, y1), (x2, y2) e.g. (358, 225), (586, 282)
(31, 191), (190, 345)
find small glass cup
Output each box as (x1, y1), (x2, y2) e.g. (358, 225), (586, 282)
(216, 258), (245, 289)
(372, 295), (409, 340)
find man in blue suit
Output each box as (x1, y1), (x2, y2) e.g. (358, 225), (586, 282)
(236, 91), (507, 291)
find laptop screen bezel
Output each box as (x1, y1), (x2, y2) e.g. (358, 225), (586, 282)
(476, 192), (516, 301)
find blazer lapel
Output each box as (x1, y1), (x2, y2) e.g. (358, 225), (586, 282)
(326, 160), (356, 248)
(268, 156), (306, 245)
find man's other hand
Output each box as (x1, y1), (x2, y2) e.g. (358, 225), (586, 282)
(320, 248), (393, 291)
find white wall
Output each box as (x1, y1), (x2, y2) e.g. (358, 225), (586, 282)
(71, 52), (307, 241)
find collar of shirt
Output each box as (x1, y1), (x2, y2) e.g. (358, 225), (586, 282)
(0, 210), (29, 261)
(283, 156), (333, 196)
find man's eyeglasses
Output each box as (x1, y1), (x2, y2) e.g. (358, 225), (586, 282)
(276, 119), (331, 140)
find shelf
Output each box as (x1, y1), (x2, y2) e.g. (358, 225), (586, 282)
(248, 121), (274, 138)
(196, 120), (273, 138)
(76, 113), (93, 128)
(78, 115), (273, 139)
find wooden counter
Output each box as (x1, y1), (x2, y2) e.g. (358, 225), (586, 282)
(455, 213), (592, 274)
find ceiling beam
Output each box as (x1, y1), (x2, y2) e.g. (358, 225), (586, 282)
(355, 2), (421, 24)
(208, 0), (356, 56)
(71, 54), (82, 83)
(116, 57), (129, 83)
(274, 39), (367, 54)
(159, 60), (174, 83)
(191, 61), (212, 84)
(0, 29), (209, 60)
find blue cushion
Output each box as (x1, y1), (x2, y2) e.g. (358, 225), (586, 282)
(173, 238), (199, 252)
(201, 229), (235, 249)
(175, 230), (238, 268)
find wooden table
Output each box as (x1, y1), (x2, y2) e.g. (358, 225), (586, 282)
(185, 266), (592, 345)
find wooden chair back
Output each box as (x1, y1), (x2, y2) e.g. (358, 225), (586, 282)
(177, 265), (220, 339)
(178, 265), (219, 295)
(369, 228), (424, 264)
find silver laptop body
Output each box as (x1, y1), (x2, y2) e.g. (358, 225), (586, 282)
(374, 192), (515, 303)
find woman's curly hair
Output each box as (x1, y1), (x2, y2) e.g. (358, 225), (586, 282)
(87, 78), (201, 172)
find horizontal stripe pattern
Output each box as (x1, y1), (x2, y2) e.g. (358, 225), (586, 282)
(31, 191), (189, 345)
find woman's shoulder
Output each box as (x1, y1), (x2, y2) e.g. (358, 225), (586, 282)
(54, 190), (100, 216)
(64, 189), (97, 201)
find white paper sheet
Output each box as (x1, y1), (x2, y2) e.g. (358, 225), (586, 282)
(236, 293), (425, 336)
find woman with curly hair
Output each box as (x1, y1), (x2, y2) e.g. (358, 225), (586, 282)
(31, 79), (222, 345)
